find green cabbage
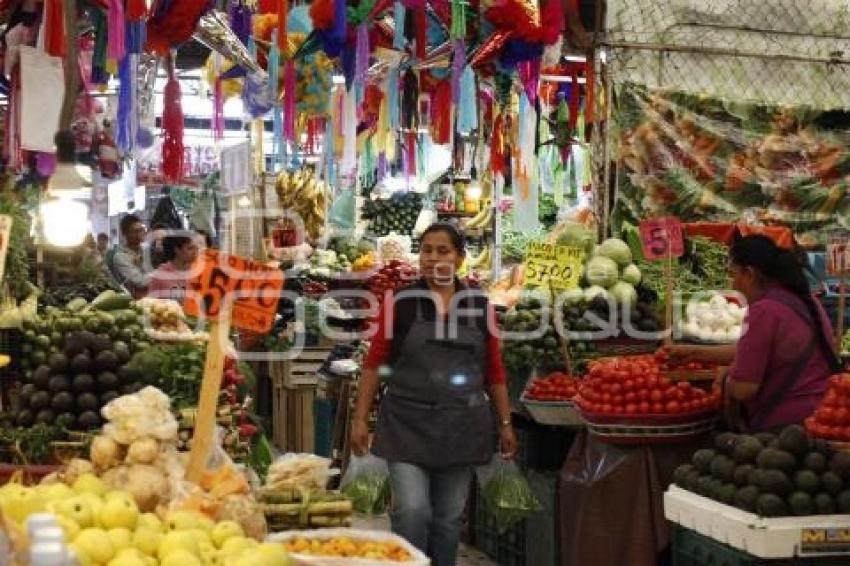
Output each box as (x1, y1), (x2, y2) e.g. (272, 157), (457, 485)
(586, 256), (619, 288)
(583, 285), (609, 302)
(596, 238), (633, 267)
(609, 281), (638, 305)
(622, 264), (642, 286)
(556, 223), (596, 256)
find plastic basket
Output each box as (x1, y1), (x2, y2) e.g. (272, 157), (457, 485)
(520, 393), (584, 427)
(586, 419), (715, 445)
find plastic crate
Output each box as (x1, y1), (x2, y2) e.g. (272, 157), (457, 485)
(313, 397), (336, 458)
(471, 482), (527, 566)
(672, 526), (850, 566)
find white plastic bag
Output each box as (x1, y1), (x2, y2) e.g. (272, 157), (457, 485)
(19, 46), (64, 152)
(377, 232), (412, 263)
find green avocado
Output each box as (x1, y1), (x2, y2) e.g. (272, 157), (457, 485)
(821, 472), (843, 495)
(692, 449), (716, 474)
(714, 432), (738, 455)
(733, 465), (755, 487)
(732, 435), (764, 465)
(829, 452), (850, 481)
(733, 485), (760, 512)
(814, 492), (836, 515)
(756, 448), (797, 474)
(710, 456), (736, 483)
(793, 470), (821, 494)
(787, 491), (814, 516)
(778, 424), (810, 457)
(804, 452), (828, 473)
(756, 493), (788, 517)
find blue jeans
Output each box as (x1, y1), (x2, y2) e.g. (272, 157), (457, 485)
(388, 461), (473, 566)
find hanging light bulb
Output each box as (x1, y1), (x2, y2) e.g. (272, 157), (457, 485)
(237, 194), (252, 207)
(40, 199), (90, 248)
(41, 130), (92, 247)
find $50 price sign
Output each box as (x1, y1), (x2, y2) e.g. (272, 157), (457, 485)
(184, 249), (284, 333)
(522, 242), (585, 290)
(639, 217), (685, 261)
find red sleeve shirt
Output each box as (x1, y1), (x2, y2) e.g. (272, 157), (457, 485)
(362, 295), (507, 385)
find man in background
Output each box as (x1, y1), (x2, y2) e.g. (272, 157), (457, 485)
(110, 214), (151, 299)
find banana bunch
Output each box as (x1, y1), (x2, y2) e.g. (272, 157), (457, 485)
(467, 245), (492, 270)
(466, 201), (494, 230)
(275, 168), (329, 239)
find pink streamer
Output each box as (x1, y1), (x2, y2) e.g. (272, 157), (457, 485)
(213, 79), (225, 141)
(283, 61), (296, 142)
(451, 39), (465, 103)
(518, 59), (541, 104)
(107, 0), (126, 61)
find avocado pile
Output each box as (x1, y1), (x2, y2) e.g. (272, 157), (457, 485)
(673, 425), (850, 517)
(499, 295), (597, 376)
(15, 292), (152, 431)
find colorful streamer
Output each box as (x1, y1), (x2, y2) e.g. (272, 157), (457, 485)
(393, 1), (406, 50)
(456, 64), (477, 134)
(107, 0), (126, 61)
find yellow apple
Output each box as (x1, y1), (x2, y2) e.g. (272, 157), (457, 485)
(166, 510), (202, 531)
(52, 496), (95, 529)
(210, 521), (244, 549)
(137, 513), (163, 532)
(108, 527), (134, 553)
(39, 482), (75, 502)
(219, 537), (257, 557)
(54, 514), (80, 541)
(73, 474), (107, 497)
(100, 495), (139, 530)
(254, 543), (290, 566)
(68, 542), (92, 566)
(76, 493), (105, 527)
(197, 540), (218, 564)
(160, 549), (203, 566)
(197, 516), (215, 534)
(158, 530), (200, 560)
(132, 526), (162, 556)
(108, 548), (148, 566)
(75, 528), (115, 565)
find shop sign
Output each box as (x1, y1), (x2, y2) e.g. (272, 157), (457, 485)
(639, 217), (684, 260)
(826, 236), (850, 276)
(184, 249), (284, 333)
(136, 141), (219, 181)
(522, 241), (585, 290)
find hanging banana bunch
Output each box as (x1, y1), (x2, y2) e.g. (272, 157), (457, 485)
(275, 168), (329, 240)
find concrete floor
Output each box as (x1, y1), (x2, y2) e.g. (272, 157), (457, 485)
(352, 514), (496, 565)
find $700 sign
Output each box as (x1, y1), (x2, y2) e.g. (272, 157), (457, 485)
(523, 242), (585, 290)
(184, 250), (284, 333)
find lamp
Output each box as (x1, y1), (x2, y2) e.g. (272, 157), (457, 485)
(41, 130), (92, 247)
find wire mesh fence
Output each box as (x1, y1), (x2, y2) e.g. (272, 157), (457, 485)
(595, 0), (850, 243)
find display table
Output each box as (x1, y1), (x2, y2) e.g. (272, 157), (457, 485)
(558, 431), (706, 566)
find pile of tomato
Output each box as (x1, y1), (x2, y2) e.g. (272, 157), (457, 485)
(805, 374), (850, 441)
(524, 371), (580, 402)
(366, 260), (419, 301)
(574, 355), (722, 416)
(654, 348), (717, 372)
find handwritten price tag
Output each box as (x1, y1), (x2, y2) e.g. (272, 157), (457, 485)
(522, 242), (585, 290)
(639, 217), (684, 261)
(827, 236), (850, 276)
(184, 250), (284, 333)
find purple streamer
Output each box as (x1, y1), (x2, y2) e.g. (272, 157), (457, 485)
(354, 24), (369, 87)
(451, 38), (465, 103)
(228, 3), (253, 46)
(116, 56), (134, 152)
(377, 152), (387, 181)
(126, 21), (145, 54)
(333, 0), (347, 43)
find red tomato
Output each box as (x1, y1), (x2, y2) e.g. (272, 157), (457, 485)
(612, 395), (625, 406)
(601, 404), (614, 414)
(837, 407), (850, 425)
(646, 377), (659, 389)
(623, 379), (635, 392)
(610, 383), (623, 395)
(639, 401), (651, 413)
(651, 402), (665, 414)
(666, 400), (681, 413)
(625, 403), (638, 414)
(649, 389), (663, 403)
(637, 390), (649, 402)
(819, 407), (837, 425)
(625, 392), (637, 403)
(635, 377), (647, 389)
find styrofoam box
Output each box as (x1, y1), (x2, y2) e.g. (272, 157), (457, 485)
(664, 485), (850, 558)
(266, 528), (430, 565)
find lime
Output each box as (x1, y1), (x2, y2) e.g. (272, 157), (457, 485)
(35, 335), (51, 349)
(24, 330), (36, 342)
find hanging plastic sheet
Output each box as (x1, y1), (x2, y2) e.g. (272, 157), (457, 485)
(615, 84), (850, 245)
(512, 93), (540, 232)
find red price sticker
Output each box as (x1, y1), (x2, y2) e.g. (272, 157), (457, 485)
(639, 217), (684, 261)
(184, 249), (284, 333)
(827, 237), (850, 276)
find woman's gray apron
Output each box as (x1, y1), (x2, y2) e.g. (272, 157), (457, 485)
(372, 301), (495, 468)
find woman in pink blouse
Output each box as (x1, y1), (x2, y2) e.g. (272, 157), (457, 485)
(147, 234), (201, 303)
(670, 235), (841, 431)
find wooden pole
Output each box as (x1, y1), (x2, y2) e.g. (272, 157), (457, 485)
(60, 0), (80, 130)
(186, 314), (232, 483)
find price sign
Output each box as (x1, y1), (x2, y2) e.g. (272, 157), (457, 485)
(522, 242), (585, 290)
(827, 237), (850, 276)
(185, 249), (284, 333)
(639, 217), (685, 261)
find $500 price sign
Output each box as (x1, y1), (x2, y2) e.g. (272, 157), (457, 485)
(522, 242), (585, 290)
